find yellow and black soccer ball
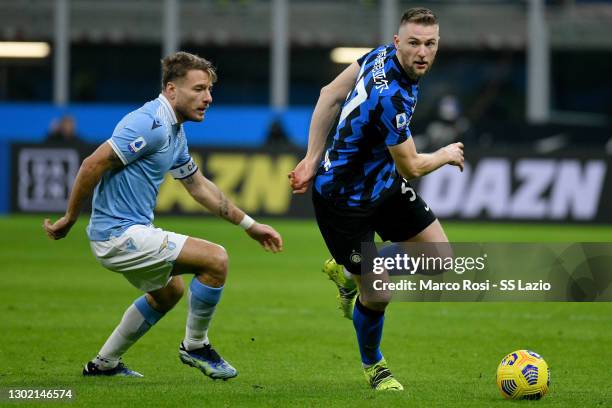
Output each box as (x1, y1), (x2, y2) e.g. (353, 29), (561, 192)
(496, 350), (550, 400)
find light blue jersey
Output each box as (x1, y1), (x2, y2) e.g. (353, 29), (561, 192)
(87, 94), (198, 241)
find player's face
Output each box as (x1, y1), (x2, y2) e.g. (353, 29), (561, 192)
(394, 23), (439, 80)
(171, 69), (213, 123)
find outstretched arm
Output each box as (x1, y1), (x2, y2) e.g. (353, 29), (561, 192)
(389, 138), (464, 180)
(289, 61), (361, 194)
(180, 171), (283, 253)
(43, 142), (123, 240)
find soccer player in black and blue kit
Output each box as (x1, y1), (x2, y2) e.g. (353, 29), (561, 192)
(290, 8), (464, 391)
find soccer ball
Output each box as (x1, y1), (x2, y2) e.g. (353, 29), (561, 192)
(496, 350), (550, 400)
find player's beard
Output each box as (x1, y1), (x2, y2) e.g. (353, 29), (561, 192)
(406, 59), (434, 80)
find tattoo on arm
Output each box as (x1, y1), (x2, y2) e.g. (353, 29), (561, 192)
(183, 175), (195, 185)
(218, 191), (230, 218)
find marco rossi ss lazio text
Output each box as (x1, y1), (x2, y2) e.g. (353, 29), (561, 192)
(370, 254), (552, 293)
(372, 279), (552, 292)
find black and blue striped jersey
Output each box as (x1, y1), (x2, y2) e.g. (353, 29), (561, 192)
(314, 43), (418, 208)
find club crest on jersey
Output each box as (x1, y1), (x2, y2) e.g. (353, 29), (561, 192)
(395, 112), (408, 130)
(128, 136), (147, 154)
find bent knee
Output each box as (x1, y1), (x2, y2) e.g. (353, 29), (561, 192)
(210, 245), (228, 276)
(196, 244), (228, 284)
(167, 277), (185, 300)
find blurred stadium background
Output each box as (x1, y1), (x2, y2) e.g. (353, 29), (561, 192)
(1, 1), (611, 406)
(1, 0), (611, 221)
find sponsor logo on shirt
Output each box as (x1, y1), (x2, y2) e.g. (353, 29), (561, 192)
(372, 49), (389, 92)
(128, 136), (147, 154)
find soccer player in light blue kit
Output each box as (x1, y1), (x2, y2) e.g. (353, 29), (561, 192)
(44, 52), (283, 379)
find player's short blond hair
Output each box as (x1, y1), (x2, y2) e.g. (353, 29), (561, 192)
(161, 51), (217, 89)
(400, 7), (438, 27)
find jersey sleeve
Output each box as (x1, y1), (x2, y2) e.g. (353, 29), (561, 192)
(379, 94), (413, 146)
(356, 48), (375, 66)
(168, 138), (198, 180)
(107, 113), (167, 165)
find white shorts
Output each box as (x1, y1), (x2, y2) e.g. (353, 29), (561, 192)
(90, 224), (188, 292)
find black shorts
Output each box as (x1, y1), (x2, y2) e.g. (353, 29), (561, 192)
(312, 179), (436, 274)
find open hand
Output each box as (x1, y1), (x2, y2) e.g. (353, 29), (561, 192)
(246, 223), (283, 253)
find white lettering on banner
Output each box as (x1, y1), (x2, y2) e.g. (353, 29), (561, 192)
(419, 158), (607, 221)
(18, 148), (80, 211)
(510, 160), (556, 218)
(418, 164), (470, 217)
(462, 159), (511, 218)
(550, 160), (606, 219)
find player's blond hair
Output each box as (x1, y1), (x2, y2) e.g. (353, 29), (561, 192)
(161, 51), (217, 89)
(400, 7), (438, 27)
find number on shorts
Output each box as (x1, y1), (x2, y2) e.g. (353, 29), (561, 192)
(401, 180), (417, 201)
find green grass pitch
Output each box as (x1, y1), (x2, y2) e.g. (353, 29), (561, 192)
(1, 215), (611, 407)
